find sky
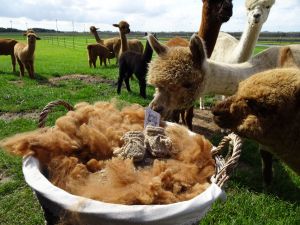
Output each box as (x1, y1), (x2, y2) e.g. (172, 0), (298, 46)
(0, 0), (299, 32)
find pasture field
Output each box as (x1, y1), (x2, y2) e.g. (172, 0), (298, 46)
(0, 34), (299, 225)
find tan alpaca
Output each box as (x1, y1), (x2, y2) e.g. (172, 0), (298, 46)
(0, 38), (18, 72)
(112, 21), (144, 58)
(211, 0), (276, 63)
(212, 68), (300, 176)
(146, 34), (300, 118)
(14, 33), (40, 78)
(90, 26), (120, 63)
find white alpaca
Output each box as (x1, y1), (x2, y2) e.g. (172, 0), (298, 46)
(198, 0), (275, 109)
(211, 0), (275, 63)
(146, 34), (300, 117)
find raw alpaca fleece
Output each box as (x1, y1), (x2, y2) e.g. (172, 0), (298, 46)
(212, 68), (300, 176)
(1, 101), (215, 205)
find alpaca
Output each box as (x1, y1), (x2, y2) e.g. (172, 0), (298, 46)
(211, 0), (276, 63)
(14, 32), (40, 78)
(204, 0), (275, 113)
(112, 21), (144, 58)
(182, 0), (233, 129)
(87, 43), (114, 68)
(146, 34), (300, 118)
(90, 26), (119, 64)
(212, 68), (300, 177)
(165, 37), (189, 47)
(0, 38), (18, 72)
(117, 34), (154, 98)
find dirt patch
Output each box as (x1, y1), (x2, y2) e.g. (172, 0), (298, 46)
(0, 171), (12, 184)
(192, 109), (222, 139)
(0, 111), (39, 121)
(49, 74), (116, 85)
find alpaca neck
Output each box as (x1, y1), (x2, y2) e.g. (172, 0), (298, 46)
(92, 31), (103, 44)
(198, 13), (222, 58)
(120, 32), (128, 53)
(202, 57), (277, 96)
(142, 41), (153, 63)
(26, 41), (36, 57)
(231, 22), (263, 63)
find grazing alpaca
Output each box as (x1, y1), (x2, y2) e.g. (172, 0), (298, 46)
(211, 0), (276, 63)
(112, 21), (144, 59)
(14, 33), (40, 78)
(212, 68), (300, 177)
(0, 38), (18, 72)
(117, 34), (154, 98)
(146, 34), (300, 118)
(87, 43), (114, 68)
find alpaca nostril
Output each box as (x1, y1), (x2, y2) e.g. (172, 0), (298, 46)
(254, 13), (261, 19)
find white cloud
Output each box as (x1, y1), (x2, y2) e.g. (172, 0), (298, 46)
(0, 0), (299, 32)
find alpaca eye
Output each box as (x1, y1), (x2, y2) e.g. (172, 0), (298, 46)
(266, 6), (270, 9)
(245, 99), (275, 117)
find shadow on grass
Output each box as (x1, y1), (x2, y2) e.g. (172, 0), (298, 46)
(227, 139), (300, 205)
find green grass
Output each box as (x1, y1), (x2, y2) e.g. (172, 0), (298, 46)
(0, 35), (299, 225)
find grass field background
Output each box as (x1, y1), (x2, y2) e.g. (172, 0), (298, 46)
(0, 34), (299, 225)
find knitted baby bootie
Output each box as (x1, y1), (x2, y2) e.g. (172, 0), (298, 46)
(113, 131), (146, 162)
(144, 125), (172, 158)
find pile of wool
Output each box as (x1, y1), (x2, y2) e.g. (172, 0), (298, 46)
(1, 101), (215, 205)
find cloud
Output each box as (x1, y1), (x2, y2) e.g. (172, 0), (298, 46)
(0, 0), (299, 32)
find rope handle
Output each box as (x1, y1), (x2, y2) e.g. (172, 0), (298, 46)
(211, 133), (243, 188)
(38, 100), (74, 128)
(38, 100), (242, 189)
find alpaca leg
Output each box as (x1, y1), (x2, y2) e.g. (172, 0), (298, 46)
(260, 146), (273, 186)
(29, 61), (35, 78)
(124, 77), (131, 93)
(170, 110), (180, 123)
(25, 63), (32, 79)
(117, 66), (127, 94)
(138, 76), (146, 98)
(184, 106), (194, 131)
(92, 58), (96, 68)
(17, 59), (24, 77)
(104, 58), (107, 67)
(100, 56), (103, 66)
(11, 54), (16, 72)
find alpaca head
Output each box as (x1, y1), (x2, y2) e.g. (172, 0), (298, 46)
(27, 33), (41, 44)
(203, 0), (233, 22)
(23, 28), (35, 36)
(147, 34), (207, 118)
(212, 68), (300, 147)
(245, 0), (275, 26)
(113, 21), (130, 35)
(90, 26), (98, 33)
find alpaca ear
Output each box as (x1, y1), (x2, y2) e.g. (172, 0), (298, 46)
(147, 34), (168, 56)
(189, 34), (207, 68)
(112, 24), (119, 28)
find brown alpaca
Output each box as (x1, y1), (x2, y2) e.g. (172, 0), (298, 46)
(212, 68), (300, 177)
(112, 21), (144, 59)
(90, 26), (119, 63)
(87, 43), (114, 68)
(170, 0), (233, 130)
(14, 33), (40, 78)
(0, 38), (18, 72)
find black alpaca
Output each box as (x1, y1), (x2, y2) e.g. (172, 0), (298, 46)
(117, 34), (155, 98)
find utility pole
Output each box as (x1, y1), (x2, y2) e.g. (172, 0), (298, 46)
(10, 20), (12, 31)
